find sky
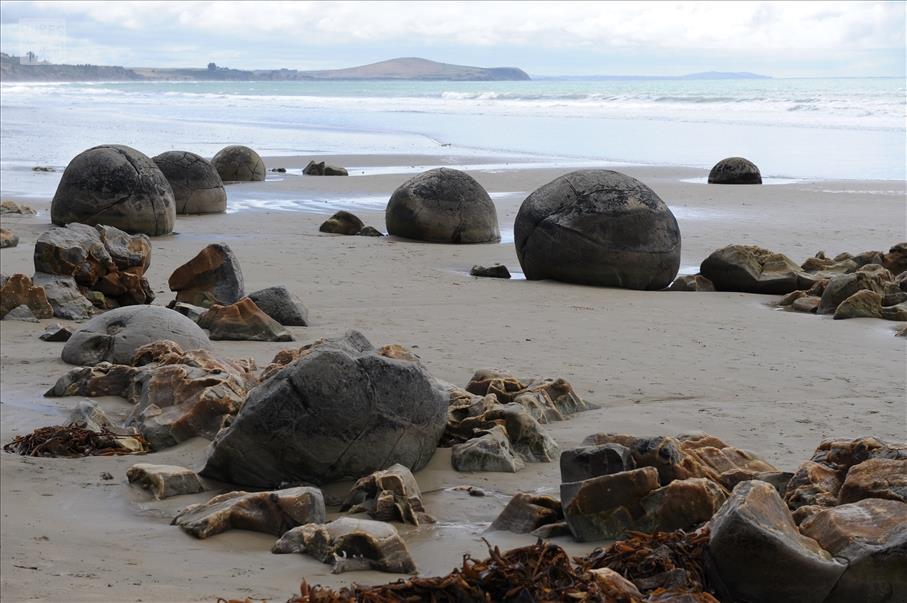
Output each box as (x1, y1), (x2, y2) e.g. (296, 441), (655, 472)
(0, 1), (904, 77)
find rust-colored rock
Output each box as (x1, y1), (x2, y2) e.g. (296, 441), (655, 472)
(0, 273), (53, 319)
(127, 463), (206, 499)
(464, 369), (592, 422)
(0, 227), (18, 248)
(197, 297), (293, 341)
(882, 243), (907, 276)
(340, 464), (433, 526)
(560, 467), (661, 541)
(638, 477), (727, 533)
(791, 295), (821, 313)
(838, 457), (907, 503)
(834, 289), (883, 319)
(489, 493), (563, 534)
(168, 243), (244, 307)
(668, 274), (715, 292)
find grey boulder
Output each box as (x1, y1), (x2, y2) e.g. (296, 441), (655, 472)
(152, 150), (226, 214)
(31, 272), (94, 320)
(247, 285), (309, 326)
(211, 145), (266, 182)
(700, 244), (809, 294)
(708, 157), (762, 184)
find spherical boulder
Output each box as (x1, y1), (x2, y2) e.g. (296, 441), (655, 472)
(51, 145), (176, 236)
(62, 305), (212, 365)
(152, 151), (227, 214)
(514, 170), (681, 290)
(708, 157), (762, 184)
(385, 168), (500, 243)
(210, 145), (266, 182)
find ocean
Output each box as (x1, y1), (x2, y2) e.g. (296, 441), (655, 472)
(1, 77), (904, 198)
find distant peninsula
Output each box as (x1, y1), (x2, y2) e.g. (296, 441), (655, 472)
(0, 54), (530, 82)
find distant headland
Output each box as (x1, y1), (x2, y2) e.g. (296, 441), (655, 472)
(0, 54), (531, 82)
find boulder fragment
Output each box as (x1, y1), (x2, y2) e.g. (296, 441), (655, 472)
(340, 464), (433, 526)
(197, 298), (293, 341)
(0, 228), (18, 248)
(700, 245), (809, 294)
(0, 273), (53, 319)
(39, 323), (73, 342)
(319, 210), (365, 235)
(32, 273), (94, 319)
(451, 425), (525, 473)
(127, 463), (206, 499)
(304, 160), (348, 176)
(668, 274), (715, 292)
(246, 285), (308, 326)
(470, 264), (511, 279)
(489, 493), (563, 534)
(560, 467), (661, 541)
(168, 243), (244, 307)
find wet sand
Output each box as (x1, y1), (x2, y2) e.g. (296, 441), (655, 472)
(1, 154), (905, 602)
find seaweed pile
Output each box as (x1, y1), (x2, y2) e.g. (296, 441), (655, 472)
(2, 422), (148, 457)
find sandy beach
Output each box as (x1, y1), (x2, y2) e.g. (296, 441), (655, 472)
(1, 153), (904, 601)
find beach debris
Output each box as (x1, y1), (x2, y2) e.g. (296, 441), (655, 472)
(1, 200), (36, 215)
(34, 222), (154, 311)
(51, 145), (175, 236)
(452, 425), (525, 472)
(386, 168), (500, 244)
(668, 274), (715, 292)
(274, 517), (415, 575)
(356, 226), (384, 237)
(32, 165), (55, 172)
(707, 156), (762, 184)
(61, 305), (212, 365)
(200, 331), (449, 488)
(0, 228), (18, 248)
(198, 298), (293, 341)
(211, 144), (266, 182)
(700, 244), (813, 294)
(0, 273), (53, 319)
(3, 422), (148, 457)
(127, 463), (206, 499)
(318, 210), (364, 235)
(47, 340), (256, 450)
(489, 492), (563, 534)
(303, 160), (348, 176)
(270, 167), (287, 172)
(168, 243), (245, 308)
(152, 150), (226, 214)
(4, 305), (38, 321)
(470, 264), (511, 278)
(340, 464), (434, 526)
(515, 169), (679, 290)
(173, 487), (324, 539)
(32, 273), (94, 320)
(247, 285), (309, 326)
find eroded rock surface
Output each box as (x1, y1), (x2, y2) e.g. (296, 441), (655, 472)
(319, 210), (364, 235)
(210, 145), (265, 182)
(246, 285), (308, 326)
(340, 464), (433, 526)
(707, 157), (762, 184)
(152, 150), (226, 214)
(700, 245), (810, 294)
(197, 298), (293, 341)
(0, 273), (53, 319)
(168, 243), (244, 307)
(127, 463), (206, 499)
(489, 493), (563, 534)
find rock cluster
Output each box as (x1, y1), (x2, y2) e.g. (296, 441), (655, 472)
(1, 200), (36, 215)
(319, 210), (383, 236)
(0, 273), (53, 320)
(152, 150), (227, 214)
(700, 244), (814, 294)
(515, 170), (681, 290)
(340, 464), (434, 526)
(210, 145), (266, 182)
(303, 160), (348, 176)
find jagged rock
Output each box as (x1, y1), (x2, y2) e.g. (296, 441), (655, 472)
(172, 487), (324, 539)
(561, 467), (661, 541)
(61, 306), (212, 365)
(168, 243), (244, 307)
(452, 425), (525, 472)
(246, 285), (308, 326)
(668, 274), (715, 291)
(590, 568), (645, 600)
(31, 273), (94, 319)
(0, 228), (18, 248)
(834, 289), (883, 319)
(470, 264), (511, 279)
(201, 331), (449, 487)
(883, 291), (907, 306)
(818, 271), (889, 315)
(127, 463), (206, 499)
(39, 323), (73, 342)
(895, 271), (907, 292)
(197, 298), (293, 341)
(855, 251), (885, 267)
(882, 302), (907, 321)
(152, 150), (226, 214)
(637, 477), (727, 532)
(340, 464), (433, 526)
(779, 290), (806, 306)
(718, 470), (793, 497)
(319, 210), (365, 235)
(489, 493), (563, 533)
(800, 498), (907, 603)
(272, 517), (416, 574)
(707, 157), (762, 184)
(0, 273), (53, 319)
(4, 305), (38, 321)
(303, 160), (348, 176)
(386, 168), (500, 244)
(48, 340), (256, 450)
(856, 263), (893, 280)
(357, 226), (384, 237)
(882, 243), (907, 275)
(700, 245), (809, 294)
(210, 145), (265, 182)
(166, 300), (207, 322)
(515, 170), (679, 289)
(464, 369), (592, 422)
(560, 444), (636, 483)
(838, 457), (907, 503)
(51, 145), (175, 236)
(68, 400), (116, 433)
(708, 481), (845, 603)
(1, 200), (36, 215)
(801, 253), (858, 276)
(791, 296), (821, 313)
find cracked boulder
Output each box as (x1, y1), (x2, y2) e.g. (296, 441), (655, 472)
(700, 245), (811, 294)
(560, 443), (636, 483)
(200, 331), (449, 487)
(320, 210), (365, 235)
(340, 463), (433, 526)
(838, 457), (907, 504)
(152, 150), (226, 214)
(707, 156), (762, 184)
(168, 243), (244, 307)
(514, 169), (680, 290)
(247, 285), (308, 326)
(561, 467), (661, 541)
(127, 463), (206, 499)
(61, 305), (212, 365)
(386, 168), (500, 244)
(272, 517), (416, 574)
(0, 273), (53, 319)
(210, 145), (265, 182)
(451, 425), (525, 473)
(173, 486), (324, 539)
(51, 144), (175, 236)
(197, 298), (293, 341)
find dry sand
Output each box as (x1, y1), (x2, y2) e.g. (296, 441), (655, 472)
(1, 154), (905, 602)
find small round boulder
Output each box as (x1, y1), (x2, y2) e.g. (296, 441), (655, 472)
(62, 305), (212, 365)
(51, 145), (176, 236)
(515, 170), (681, 290)
(211, 145), (266, 182)
(152, 151), (227, 214)
(385, 168), (500, 243)
(708, 157), (762, 184)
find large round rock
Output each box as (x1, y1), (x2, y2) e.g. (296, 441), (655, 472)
(515, 170), (681, 290)
(708, 157), (762, 184)
(201, 331), (449, 487)
(152, 151), (227, 214)
(62, 305), (212, 365)
(210, 145), (266, 182)
(51, 145), (176, 236)
(385, 168), (500, 243)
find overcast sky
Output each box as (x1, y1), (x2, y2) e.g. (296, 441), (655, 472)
(1, 1), (904, 77)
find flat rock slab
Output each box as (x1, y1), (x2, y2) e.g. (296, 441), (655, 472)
(127, 463), (206, 499)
